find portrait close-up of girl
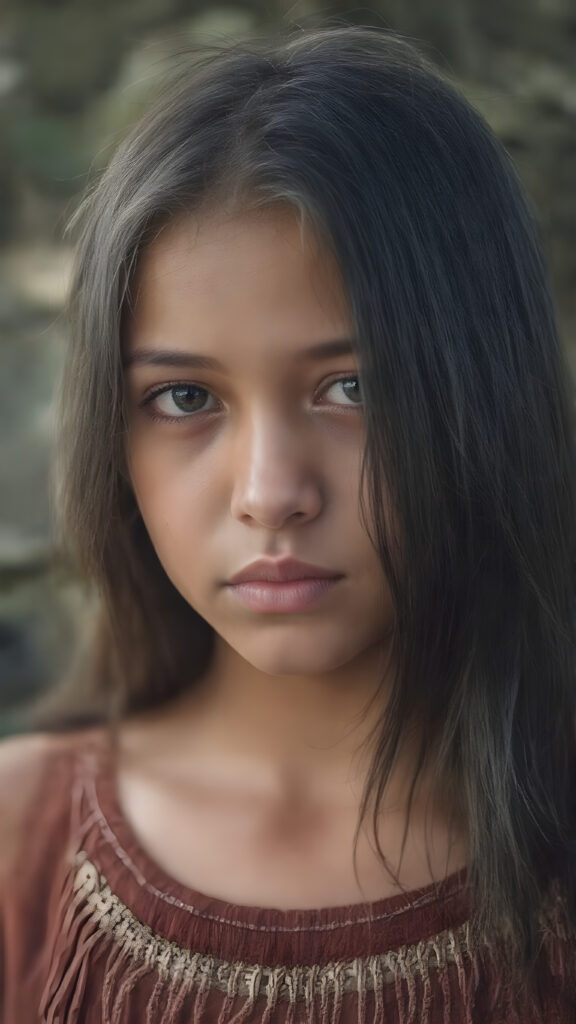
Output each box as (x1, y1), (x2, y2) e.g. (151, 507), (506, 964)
(1, 23), (576, 1024)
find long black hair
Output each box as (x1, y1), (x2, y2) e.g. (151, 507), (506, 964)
(41, 24), (576, 972)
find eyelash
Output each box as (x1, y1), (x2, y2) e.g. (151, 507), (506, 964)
(140, 375), (362, 425)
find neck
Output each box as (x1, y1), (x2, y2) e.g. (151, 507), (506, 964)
(129, 634), (433, 811)
(116, 636), (469, 889)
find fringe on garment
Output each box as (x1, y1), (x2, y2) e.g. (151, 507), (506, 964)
(37, 846), (576, 1024)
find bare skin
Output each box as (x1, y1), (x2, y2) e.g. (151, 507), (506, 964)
(119, 204), (467, 910)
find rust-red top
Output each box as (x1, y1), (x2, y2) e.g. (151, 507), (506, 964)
(0, 728), (574, 1023)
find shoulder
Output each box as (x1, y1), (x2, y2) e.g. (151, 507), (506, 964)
(0, 728), (104, 881)
(0, 730), (65, 807)
(0, 728), (83, 797)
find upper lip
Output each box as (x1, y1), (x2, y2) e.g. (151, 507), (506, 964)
(228, 558), (342, 584)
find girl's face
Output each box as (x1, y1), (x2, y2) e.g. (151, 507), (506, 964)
(124, 205), (394, 677)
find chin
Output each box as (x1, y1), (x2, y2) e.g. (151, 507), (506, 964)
(230, 635), (363, 678)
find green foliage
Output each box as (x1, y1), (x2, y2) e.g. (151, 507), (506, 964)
(0, 109), (87, 194)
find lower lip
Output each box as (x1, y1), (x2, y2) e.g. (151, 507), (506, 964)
(227, 577), (342, 613)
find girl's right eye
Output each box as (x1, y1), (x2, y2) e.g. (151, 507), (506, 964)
(143, 384), (218, 421)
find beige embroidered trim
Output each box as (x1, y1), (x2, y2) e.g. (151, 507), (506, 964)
(72, 850), (475, 999)
(42, 849), (569, 1023)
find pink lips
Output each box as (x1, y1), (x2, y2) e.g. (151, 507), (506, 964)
(226, 558), (343, 613)
(228, 558), (340, 585)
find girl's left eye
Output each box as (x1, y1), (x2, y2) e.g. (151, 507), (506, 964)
(322, 376), (362, 406)
(141, 375), (362, 422)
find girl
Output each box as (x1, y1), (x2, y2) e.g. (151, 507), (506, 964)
(1, 23), (575, 1024)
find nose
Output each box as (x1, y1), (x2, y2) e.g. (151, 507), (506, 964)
(229, 411), (323, 530)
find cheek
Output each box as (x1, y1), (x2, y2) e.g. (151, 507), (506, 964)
(128, 433), (209, 515)
(128, 448), (168, 530)
(127, 445), (211, 575)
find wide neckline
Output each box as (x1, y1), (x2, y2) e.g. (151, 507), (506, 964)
(83, 728), (470, 934)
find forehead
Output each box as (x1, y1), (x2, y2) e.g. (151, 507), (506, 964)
(126, 206), (351, 351)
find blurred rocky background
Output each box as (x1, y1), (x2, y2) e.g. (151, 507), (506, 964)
(1, 0), (575, 735)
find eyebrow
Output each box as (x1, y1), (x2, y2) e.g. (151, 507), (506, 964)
(123, 337), (357, 371)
